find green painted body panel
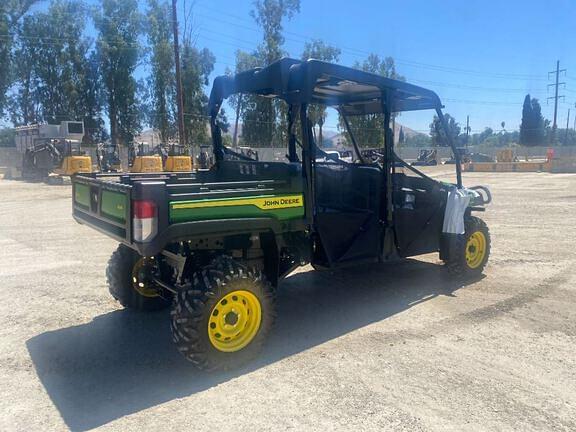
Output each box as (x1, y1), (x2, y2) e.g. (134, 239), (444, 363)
(170, 205), (303, 223)
(169, 194), (305, 223)
(101, 190), (127, 222)
(74, 183), (90, 208)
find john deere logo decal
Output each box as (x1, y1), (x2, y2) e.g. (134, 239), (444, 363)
(262, 197), (301, 208)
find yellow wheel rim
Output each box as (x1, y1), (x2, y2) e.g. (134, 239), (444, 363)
(465, 231), (487, 269)
(131, 257), (160, 298)
(208, 290), (262, 353)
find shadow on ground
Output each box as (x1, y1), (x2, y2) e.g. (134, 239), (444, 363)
(27, 259), (481, 431)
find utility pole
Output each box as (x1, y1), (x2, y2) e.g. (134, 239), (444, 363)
(565, 108), (571, 144)
(547, 60), (566, 144)
(465, 115), (470, 146)
(172, 0), (185, 153)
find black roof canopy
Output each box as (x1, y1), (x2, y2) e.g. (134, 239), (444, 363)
(209, 58), (443, 116)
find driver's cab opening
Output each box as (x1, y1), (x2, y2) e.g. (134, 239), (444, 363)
(207, 58), (466, 268)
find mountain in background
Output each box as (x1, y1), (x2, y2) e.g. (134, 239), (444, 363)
(136, 123), (426, 147)
(323, 123), (424, 149)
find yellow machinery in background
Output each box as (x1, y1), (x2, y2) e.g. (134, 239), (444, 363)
(164, 144), (193, 172)
(196, 145), (214, 169)
(96, 142), (122, 172)
(496, 148), (515, 163)
(131, 155), (163, 172)
(465, 147), (551, 173)
(129, 143), (192, 173)
(130, 155), (163, 172)
(129, 143), (163, 173)
(16, 121), (93, 181)
(165, 156), (192, 171)
(55, 152), (92, 175)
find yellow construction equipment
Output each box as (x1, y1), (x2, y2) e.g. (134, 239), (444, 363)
(131, 155), (163, 172)
(165, 155), (192, 171)
(496, 148), (515, 163)
(129, 143), (164, 173)
(164, 144), (193, 172)
(16, 121), (92, 181)
(55, 153), (92, 176)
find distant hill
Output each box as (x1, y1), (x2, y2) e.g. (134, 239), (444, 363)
(138, 122), (426, 148)
(323, 123), (425, 149)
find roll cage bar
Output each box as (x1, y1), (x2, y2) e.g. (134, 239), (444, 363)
(208, 57), (463, 188)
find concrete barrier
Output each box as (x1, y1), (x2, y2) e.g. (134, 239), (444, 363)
(0, 147), (22, 167)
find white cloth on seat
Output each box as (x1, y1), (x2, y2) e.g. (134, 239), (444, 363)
(442, 188), (473, 234)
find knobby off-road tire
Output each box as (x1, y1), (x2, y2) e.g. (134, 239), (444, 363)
(170, 256), (276, 371)
(445, 215), (491, 277)
(106, 244), (171, 311)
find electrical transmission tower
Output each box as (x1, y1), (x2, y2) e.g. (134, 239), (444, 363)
(547, 60), (566, 144)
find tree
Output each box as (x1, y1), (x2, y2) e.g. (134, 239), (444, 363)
(338, 54), (405, 148)
(519, 94), (534, 145)
(180, 45), (217, 147)
(301, 39), (340, 147)
(241, 0), (300, 148)
(0, 127), (15, 147)
(172, 1), (226, 150)
(398, 126), (405, 144)
(9, 13), (42, 125)
(0, 0), (42, 118)
(8, 1), (105, 142)
(144, 0), (175, 144)
(251, 0), (300, 64)
(519, 94), (545, 146)
(83, 51), (108, 144)
(477, 127), (494, 144)
(404, 133), (431, 147)
(94, 0), (143, 146)
(229, 50), (260, 147)
(430, 113), (460, 147)
(0, 6), (11, 117)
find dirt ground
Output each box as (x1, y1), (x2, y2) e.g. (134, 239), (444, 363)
(1, 168), (575, 432)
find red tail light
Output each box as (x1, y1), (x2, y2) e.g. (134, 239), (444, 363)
(134, 200), (156, 219)
(133, 200), (157, 242)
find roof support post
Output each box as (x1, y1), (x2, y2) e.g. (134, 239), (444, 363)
(287, 105), (298, 163)
(436, 107), (463, 188)
(299, 103), (315, 228)
(210, 101), (224, 164)
(381, 92), (394, 227)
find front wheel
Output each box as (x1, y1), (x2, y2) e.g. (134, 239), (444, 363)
(445, 215), (491, 277)
(170, 256), (276, 371)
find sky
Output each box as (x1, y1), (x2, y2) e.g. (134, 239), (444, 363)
(21, 0), (576, 135)
(188, 0), (576, 134)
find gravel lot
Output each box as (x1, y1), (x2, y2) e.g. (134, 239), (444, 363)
(1, 168), (575, 432)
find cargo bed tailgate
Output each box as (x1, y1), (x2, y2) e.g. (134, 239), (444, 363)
(72, 175), (132, 242)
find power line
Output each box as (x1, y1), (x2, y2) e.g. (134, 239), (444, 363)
(194, 4), (548, 81)
(547, 60), (566, 141)
(3, 27), (554, 101)
(4, 0), (552, 83)
(172, 0), (186, 148)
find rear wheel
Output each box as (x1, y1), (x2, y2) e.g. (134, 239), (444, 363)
(445, 215), (491, 277)
(170, 256), (275, 371)
(106, 244), (171, 311)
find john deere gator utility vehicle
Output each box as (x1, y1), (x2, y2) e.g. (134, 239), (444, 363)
(72, 58), (492, 371)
